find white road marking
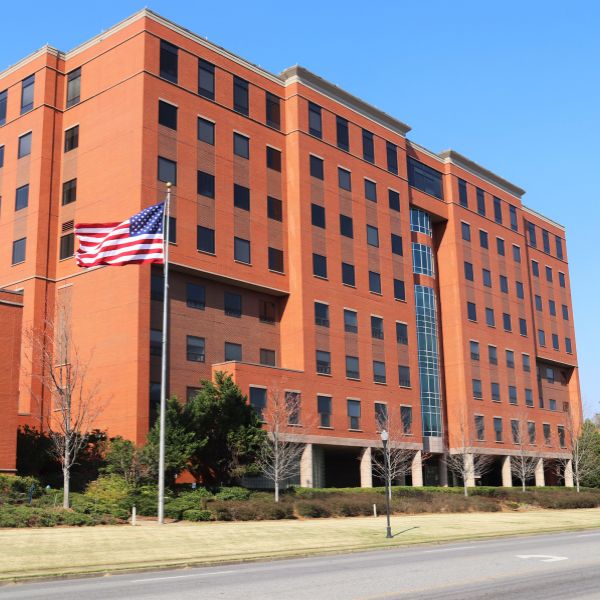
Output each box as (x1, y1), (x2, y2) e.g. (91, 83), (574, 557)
(131, 570), (237, 583)
(576, 532), (600, 538)
(516, 554), (568, 563)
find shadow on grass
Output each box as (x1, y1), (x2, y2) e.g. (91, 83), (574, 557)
(392, 526), (419, 538)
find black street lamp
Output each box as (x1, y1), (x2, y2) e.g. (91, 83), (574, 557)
(381, 429), (393, 538)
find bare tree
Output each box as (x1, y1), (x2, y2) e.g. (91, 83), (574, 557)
(444, 413), (494, 497)
(256, 389), (306, 502)
(26, 303), (104, 508)
(509, 417), (540, 492)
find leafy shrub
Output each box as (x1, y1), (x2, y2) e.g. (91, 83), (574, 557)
(215, 487), (250, 501)
(0, 475), (42, 504)
(183, 509), (213, 522)
(296, 501), (332, 518)
(58, 511), (96, 526)
(164, 490), (213, 520)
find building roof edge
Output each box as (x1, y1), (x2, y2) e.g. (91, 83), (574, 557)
(0, 45), (61, 81)
(522, 204), (565, 232)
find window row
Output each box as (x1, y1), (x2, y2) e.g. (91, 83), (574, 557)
(461, 221), (522, 262)
(466, 301), (529, 336)
(526, 220), (564, 260)
(458, 178), (519, 232)
(469, 341), (531, 371)
(315, 352), (411, 386)
(474, 415), (566, 447)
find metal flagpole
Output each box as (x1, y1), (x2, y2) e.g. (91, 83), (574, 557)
(158, 182), (171, 524)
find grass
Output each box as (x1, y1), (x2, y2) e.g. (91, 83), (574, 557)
(1, 508), (600, 582)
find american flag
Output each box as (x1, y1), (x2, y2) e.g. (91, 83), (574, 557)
(75, 202), (165, 267)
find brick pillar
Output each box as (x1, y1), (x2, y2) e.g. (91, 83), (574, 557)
(564, 459), (574, 488)
(464, 454), (475, 487)
(535, 457), (545, 487)
(360, 447), (373, 488)
(502, 455), (512, 487)
(411, 450), (423, 486)
(300, 443), (313, 488)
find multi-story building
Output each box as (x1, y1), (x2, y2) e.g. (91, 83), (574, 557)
(0, 9), (581, 486)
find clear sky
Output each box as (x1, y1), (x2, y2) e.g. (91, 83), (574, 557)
(2, 1), (598, 416)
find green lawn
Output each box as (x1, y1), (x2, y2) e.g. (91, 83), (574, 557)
(1, 509), (600, 581)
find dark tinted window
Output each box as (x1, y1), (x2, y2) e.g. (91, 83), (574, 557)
(476, 188), (486, 215)
(340, 214), (353, 238)
(66, 68), (81, 108)
(338, 167), (351, 191)
(509, 205), (518, 231)
(268, 247), (284, 272)
(0, 89), (6, 125)
(388, 189), (400, 212)
(159, 40), (178, 83)
(493, 197), (502, 224)
(458, 178), (468, 207)
(313, 253), (327, 278)
(62, 179), (77, 205)
(362, 129), (374, 163)
(233, 184), (250, 210)
(197, 117), (215, 144)
(234, 237), (251, 264)
(158, 100), (177, 130)
(393, 279), (405, 301)
(15, 184), (29, 210)
(21, 75), (35, 114)
(267, 196), (282, 221)
(224, 342), (242, 361)
(369, 271), (381, 294)
(197, 226), (215, 253)
(386, 142), (398, 174)
(198, 59), (215, 100)
(158, 156), (177, 184)
(467, 302), (477, 321)
(197, 171), (215, 198)
(59, 233), (74, 259)
(12, 238), (26, 264)
(18, 132), (32, 158)
(233, 77), (249, 115)
(64, 125), (79, 152)
(341, 262), (355, 286)
(407, 157), (443, 199)
(310, 155), (324, 179)
(233, 133), (249, 158)
(186, 283), (206, 309)
(224, 292), (242, 317)
(308, 102), (322, 137)
(311, 203), (325, 228)
(391, 234), (403, 256)
(364, 179), (377, 202)
(464, 261), (474, 281)
(336, 116), (349, 150)
(396, 322), (408, 345)
(266, 92), (281, 129)
(266, 146), (281, 171)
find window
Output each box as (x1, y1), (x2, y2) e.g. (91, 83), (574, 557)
(362, 129), (374, 163)
(259, 300), (276, 323)
(364, 179), (377, 202)
(344, 309), (358, 333)
(407, 157), (443, 199)
(267, 196), (282, 221)
(224, 292), (242, 317)
(476, 188), (485, 215)
(158, 100), (177, 130)
(0, 144), (3, 167)
(401, 406), (413, 434)
(456, 179), (470, 210)
(318, 396), (332, 427)
(366, 224), (379, 247)
(522, 354), (531, 372)
(410, 208), (432, 235)
(310, 155), (324, 179)
(0, 89), (6, 125)
(464, 261), (474, 281)
(488, 345), (498, 365)
(527, 222), (537, 247)
(565, 337), (572, 354)
(559, 272), (566, 288)
(509, 205), (518, 230)
(313, 253), (327, 278)
(538, 329), (546, 347)
(388, 189), (400, 212)
(494, 418), (503, 442)
(535, 295), (542, 311)
(552, 334), (559, 351)
(558, 425), (566, 448)
(346, 356), (360, 379)
(62, 179), (77, 205)
(472, 379), (483, 399)
(233, 77), (249, 116)
(198, 59), (215, 100)
(386, 142), (398, 174)
(234, 237), (250, 264)
(561, 304), (569, 320)
(249, 388), (267, 420)
(15, 185), (29, 211)
(314, 302), (329, 327)
(149, 329), (162, 357)
(265, 93), (281, 129)
(491, 383), (500, 402)
(64, 125), (79, 152)
(543, 424), (551, 445)
(502, 313), (512, 332)
(496, 237), (505, 256)
(470, 340), (480, 361)
(398, 365), (411, 388)
(186, 283), (205, 309)
(339, 214), (353, 237)
(485, 307), (495, 327)
(158, 156), (177, 184)
(493, 197), (502, 224)
(556, 237), (564, 260)
(159, 41), (178, 83)
(467, 302), (477, 322)
(516, 281), (524, 299)
(311, 203), (326, 228)
(336, 116), (349, 150)
(233, 184), (250, 210)
(519, 318), (528, 336)
(233, 133), (249, 158)
(549, 398), (557, 411)
(482, 269), (492, 288)
(373, 361), (386, 383)
(546, 367), (555, 383)
(59, 233), (74, 259)
(224, 342), (242, 362)
(512, 244), (521, 263)
(479, 230), (489, 249)
(371, 316), (384, 339)
(197, 226), (215, 254)
(266, 147), (281, 171)
(412, 243), (434, 276)
(547, 299), (556, 316)
(546, 266), (553, 283)
(525, 389), (534, 408)
(341, 262), (355, 286)
(391, 234), (403, 256)
(475, 415), (485, 441)
(532, 260), (540, 277)
(347, 399), (361, 430)
(393, 279), (406, 301)
(506, 350), (515, 368)
(369, 271), (381, 294)
(268, 247), (284, 273)
(18, 132), (32, 158)
(151, 274), (164, 301)
(196, 117), (215, 145)
(541, 229), (550, 254)
(187, 387), (201, 402)
(21, 75), (35, 114)
(308, 102), (322, 137)
(316, 350), (331, 374)
(338, 167), (351, 191)
(186, 336), (205, 362)
(197, 171), (215, 198)
(396, 322), (408, 345)
(511, 419), (521, 443)
(461, 222), (471, 241)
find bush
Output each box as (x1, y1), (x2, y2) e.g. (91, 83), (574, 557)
(164, 490), (214, 520)
(215, 487), (250, 501)
(183, 509), (213, 522)
(0, 475), (42, 504)
(58, 511), (96, 526)
(296, 500), (332, 518)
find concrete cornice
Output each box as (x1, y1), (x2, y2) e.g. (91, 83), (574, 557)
(0, 45), (60, 81)
(280, 65), (411, 138)
(439, 149), (526, 199)
(522, 204), (565, 232)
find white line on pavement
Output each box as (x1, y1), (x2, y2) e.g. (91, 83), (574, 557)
(131, 570), (237, 583)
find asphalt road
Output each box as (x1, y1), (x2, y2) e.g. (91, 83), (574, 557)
(2, 529), (600, 599)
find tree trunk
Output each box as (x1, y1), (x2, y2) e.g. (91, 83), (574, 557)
(63, 466), (70, 508)
(463, 480), (468, 497)
(521, 478), (526, 492)
(275, 480), (279, 503)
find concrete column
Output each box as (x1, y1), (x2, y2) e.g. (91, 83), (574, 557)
(502, 455), (512, 487)
(464, 454), (475, 488)
(411, 450), (423, 487)
(438, 456), (449, 487)
(535, 457), (545, 487)
(360, 447), (373, 488)
(300, 443), (314, 488)
(564, 459), (574, 488)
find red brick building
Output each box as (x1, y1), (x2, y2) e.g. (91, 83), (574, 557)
(0, 10), (581, 485)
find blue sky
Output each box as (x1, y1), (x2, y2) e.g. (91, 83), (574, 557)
(2, 1), (598, 416)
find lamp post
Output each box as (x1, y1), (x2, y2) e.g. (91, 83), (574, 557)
(381, 429), (393, 538)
